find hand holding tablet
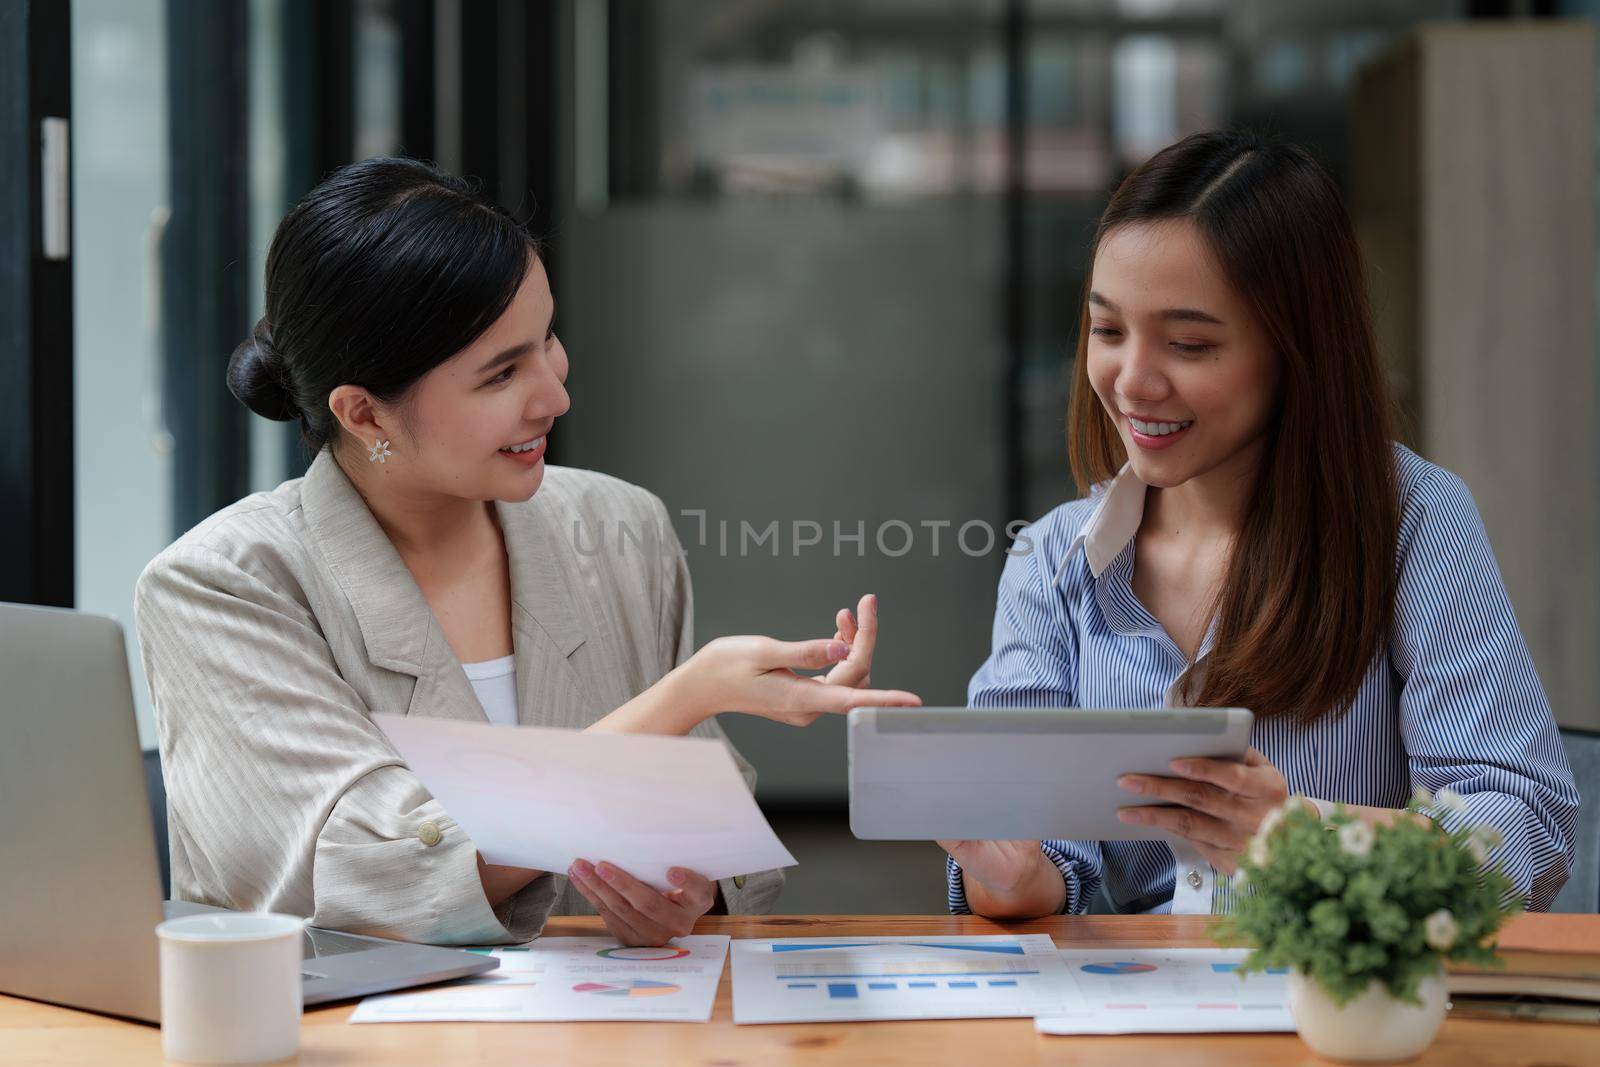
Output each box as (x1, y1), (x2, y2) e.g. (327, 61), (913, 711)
(847, 706), (1254, 843)
(1113, 745), (1295, 873)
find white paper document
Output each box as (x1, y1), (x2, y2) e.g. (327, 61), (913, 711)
(729, 934), (1077, 1024)
(348, 936), (730, 1023)
(373, 714), (796, 890)
(1035, 948), (1294, 1034)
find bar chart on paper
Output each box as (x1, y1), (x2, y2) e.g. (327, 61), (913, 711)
(730, 935), (1076, 1023)
(1036, 948), (1294, 1034)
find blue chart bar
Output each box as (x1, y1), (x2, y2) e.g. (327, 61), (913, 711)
(782, 971), (1042, 981)
(792, 978), (1022, 994)
(1212, 963), (1289, 975)
(771, 942), (1027, 956)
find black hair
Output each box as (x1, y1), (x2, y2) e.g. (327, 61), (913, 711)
(227, 156), (539, 452)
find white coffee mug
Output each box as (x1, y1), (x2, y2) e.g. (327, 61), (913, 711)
(155, 911), (305, 1064)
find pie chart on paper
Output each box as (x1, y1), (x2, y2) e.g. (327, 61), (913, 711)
(1080, 961), (1159, 975)
(572, 979), (682, 998)
(596, 945), (692, 961)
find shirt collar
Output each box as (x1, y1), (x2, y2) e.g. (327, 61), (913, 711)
(299, 448), (587, 671)
(1056, 462), (1148, 584)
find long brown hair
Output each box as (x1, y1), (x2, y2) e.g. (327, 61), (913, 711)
(1067, 130), (1399, 721)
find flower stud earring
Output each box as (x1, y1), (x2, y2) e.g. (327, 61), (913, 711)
(368, 438), (392, 464)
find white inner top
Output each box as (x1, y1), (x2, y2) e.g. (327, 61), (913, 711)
(461, 654), (517, 727)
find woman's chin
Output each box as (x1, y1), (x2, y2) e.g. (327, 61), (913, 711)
(492, 463), (546, 502)
(1126, 453), (1193, 490)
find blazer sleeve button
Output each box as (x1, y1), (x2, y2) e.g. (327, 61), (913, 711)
(418, 821), (442, 847)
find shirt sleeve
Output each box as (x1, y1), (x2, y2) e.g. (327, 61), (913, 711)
(1390, 468), (1580, 910)
(652, 495), (785, 915)
(136, 544), (556, 944)
(949, 531), (1105, 915)
(946, 841), (1104, 916)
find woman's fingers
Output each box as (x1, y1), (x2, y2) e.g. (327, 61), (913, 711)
(1167, 756), (1255, 797)
(853, 593), (877, 647)
(823, 653), (867, 688)
(569, 861), (673, 943)
(1118, 773), (1240, 822)
(722, 618), (919, 724)
(808, 683), (922, 713)
(841, 596), (876, 668)
(666, 867), (718, 912)
(760, 637), (851, 672)
(568, 867), (655, 945)
(595, 903), (652, 947)
(593, 862), (698, 933)
(825, 595), (877, 688)
(570, 860), (718, 946)
(1117, 804), (1245, 852)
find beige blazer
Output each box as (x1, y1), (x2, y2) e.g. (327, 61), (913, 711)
(134, 450), (782, 945)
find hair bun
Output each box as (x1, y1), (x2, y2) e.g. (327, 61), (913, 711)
(227, 319), (301, 422)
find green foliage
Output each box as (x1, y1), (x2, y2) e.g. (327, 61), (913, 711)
(1212, 794), (1518, 1006)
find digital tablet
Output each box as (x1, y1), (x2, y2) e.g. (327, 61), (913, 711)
(847, 706), (1254, 842)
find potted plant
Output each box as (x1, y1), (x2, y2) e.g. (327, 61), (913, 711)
(1215, 788), (1519, 1063)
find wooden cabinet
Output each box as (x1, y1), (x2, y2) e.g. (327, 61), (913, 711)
(1352, 22), (1598, 730)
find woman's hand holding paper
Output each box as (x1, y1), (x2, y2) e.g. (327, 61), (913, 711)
(567, 860), (717, 947)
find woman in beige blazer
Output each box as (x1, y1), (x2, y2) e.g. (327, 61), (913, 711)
(135, 158), (921, 948)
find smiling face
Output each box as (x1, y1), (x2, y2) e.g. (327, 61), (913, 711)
(358, 255), (571, 503)
(1084, 219), (1280, 490)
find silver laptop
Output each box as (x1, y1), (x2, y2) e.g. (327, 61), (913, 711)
(0, 602), (497, 1024)
(848, 705), (1253, 841)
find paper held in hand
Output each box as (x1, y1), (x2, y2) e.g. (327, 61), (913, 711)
(373, 714), (797, 890)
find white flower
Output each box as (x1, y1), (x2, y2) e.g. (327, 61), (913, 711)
(1338, 820), (1375, 858)
(1410, 785), (1434, 809)
(1466, 826), (1503, 865)
(1245, 804), (1294, 868)
(1436, 787), (1468, 815)
(1257, 806), (1286, 840)
(1424, 909), (1459, 952)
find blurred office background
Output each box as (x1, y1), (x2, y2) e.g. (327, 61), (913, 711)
(4, 0), (1597, 913)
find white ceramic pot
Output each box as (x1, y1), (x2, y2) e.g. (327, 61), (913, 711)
(1287, 965), (1448, 1064)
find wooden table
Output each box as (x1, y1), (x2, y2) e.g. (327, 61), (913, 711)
(4, 914), (1594, 1065)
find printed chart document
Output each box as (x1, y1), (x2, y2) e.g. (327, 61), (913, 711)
(374, 714), (796, 890)
(1036, 948), (1294, 1034)
(730, 935), (1076, 1024)
(348, 936), (730, 1023)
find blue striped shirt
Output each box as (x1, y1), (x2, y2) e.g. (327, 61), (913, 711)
(947, 444), (1579, 916)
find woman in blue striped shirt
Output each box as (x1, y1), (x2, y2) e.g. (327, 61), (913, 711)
(943, 130), (1579, 918)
